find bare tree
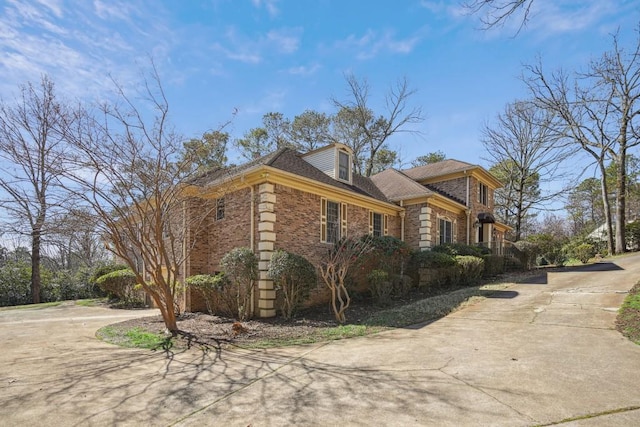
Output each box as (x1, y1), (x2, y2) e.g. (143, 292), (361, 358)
(44, 209), (109, 270)
(65, 66), (219, 334)
(524, 28), (640, 254)
(332, 74), (424, 177)
(0, 76), (72, 303)
(319, 237), (372, 323)
(463, 0), (534, 32)
(482, 100), (571, 240)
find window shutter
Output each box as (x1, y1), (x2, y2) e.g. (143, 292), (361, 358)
(384, 215), (388, 236)
(369, 211), (374, 235)
(320, 198), (327, 242)
(453, 220), (457, 243)
(341, 203), (348, 238)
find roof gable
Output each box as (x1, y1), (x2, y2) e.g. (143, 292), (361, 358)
(194, 147), (390, 203)
(402, 159), (502, 189)
(370, 169), (433, 201)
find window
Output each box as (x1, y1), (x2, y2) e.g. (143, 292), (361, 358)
(479, 183), (488, 206)
(326, 201), (340, 243)
(338, 151), (350, 181)
(216, 198), (225, 220)
(321, 198), (347, 243)
(439, 218), (453, 245)
(372, 213), (382, 237)
(369, 212), (388, 237)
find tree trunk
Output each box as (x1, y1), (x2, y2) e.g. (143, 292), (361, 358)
(31, 231), (41, 304)
(598, 162), (615, 255)
(615, 148), (627, 254)
(151, 292), (178, 334)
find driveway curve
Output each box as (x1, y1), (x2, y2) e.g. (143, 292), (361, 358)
(2, 254), (640, 426)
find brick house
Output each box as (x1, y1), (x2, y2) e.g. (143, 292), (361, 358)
(181, 143), (509, 316)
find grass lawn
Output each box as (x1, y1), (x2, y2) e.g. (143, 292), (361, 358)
(0, 301), (62, 311)
(616, 281), (640, 345)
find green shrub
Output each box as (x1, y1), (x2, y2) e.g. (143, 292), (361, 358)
(351, 236), (412, 296)
(0, 261), (32, 306)
(411, 250), (457, 269)
(408, 250), (457, 290)
(572, 243), (596, 264)
(95, 269), (141, 303)
(391, 274), (413, 297)
(482, 255), (505, 277)
(455, 255), (484, 286)
(527, 234), (568, 266)
(512, 241), (540, 270)
(268, 250), (317, 319)
(220, 247), (258, 320)
(90, 263), (129, 296)
(626, 221), (640, 251)
(432, 243), (488, 257)
(367, 269), (392, 304)
(186, 273), (229, 315)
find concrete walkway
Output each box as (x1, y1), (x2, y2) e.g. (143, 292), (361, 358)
(2, 254), (640, 426)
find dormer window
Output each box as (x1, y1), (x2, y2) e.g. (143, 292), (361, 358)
(338, 151), (350, 181)
(300, 143), (354, 183)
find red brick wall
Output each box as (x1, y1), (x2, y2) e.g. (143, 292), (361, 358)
(273, 184), (397, 266)
(429, 177), (467, 203)
(186, 189), (253, 312)
(429, 204), (467, 245)
(206, 187), (253, 271)
(404, 203), (424, 250)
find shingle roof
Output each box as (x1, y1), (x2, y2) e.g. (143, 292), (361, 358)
(194, 147), (391, 203)
(402, 159), (477, 181)
(369, 169), (434, 201)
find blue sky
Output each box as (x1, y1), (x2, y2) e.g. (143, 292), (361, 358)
(1, 0), (639, 169)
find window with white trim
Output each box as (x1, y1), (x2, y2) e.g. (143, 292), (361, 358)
(338, 151), (350, 181)
(438, 218), (453, 245)
(479, 183), (488, 206)
(321, 199), (347, 243)
(215, 198), (225, 220)
(369, 212), (388, 237)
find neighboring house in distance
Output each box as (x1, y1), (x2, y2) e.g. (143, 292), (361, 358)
(181, 143), (509, 316)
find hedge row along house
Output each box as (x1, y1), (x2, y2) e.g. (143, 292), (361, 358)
(178, 142), (509, 316)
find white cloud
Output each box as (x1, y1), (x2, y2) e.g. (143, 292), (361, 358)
(267, 29), (301, 54)
(35, 0), (63, 18)
(210, 26), (302, 64)
(336, 29), (422, 60)
(0, 0), (175, 100)
(286, 63), (321, 75)
(251, 0), (279, 17)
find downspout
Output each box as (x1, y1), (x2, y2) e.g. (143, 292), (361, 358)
(399, 200), (405, 242)
(465, 171), (471, 245)
(250, 183), (256, 316)
(182, 199), (189, 312)
(250, 184), (255, 250)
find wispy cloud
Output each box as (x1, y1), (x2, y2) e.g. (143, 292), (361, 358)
(527, 1), (616, 34)
(286, 63), (321, 75)
(239, 89), (287, 115)
(336, 29), (422, 60)
(0, 0), (174, 99)
(211, 26), (302, 64)
(251, 0), (279, 17)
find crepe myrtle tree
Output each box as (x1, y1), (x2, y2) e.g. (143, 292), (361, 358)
(64, 65), (224, 334)
(319, 236), (373, 324)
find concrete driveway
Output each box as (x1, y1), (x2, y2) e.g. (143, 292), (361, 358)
(2, 254), (640, 426)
